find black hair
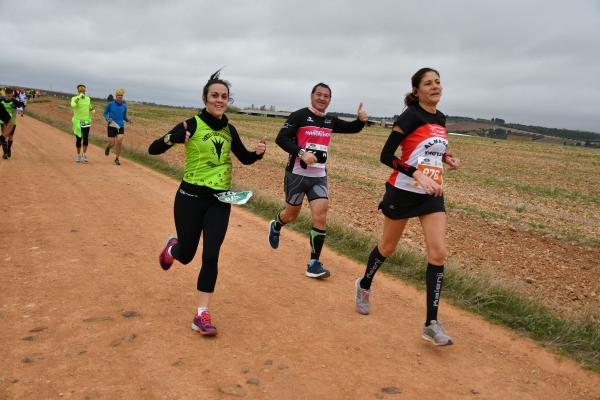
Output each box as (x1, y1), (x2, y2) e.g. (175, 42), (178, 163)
(4, 87), (14, 94)
(404, 67), (440, 106)
(311, 82), (331, 97)
(202, 67), (231, 99)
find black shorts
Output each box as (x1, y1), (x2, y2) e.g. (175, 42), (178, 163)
(379, 182), (445, 220)
(284, 171), (328, 206)
(107, 126), (125, 137)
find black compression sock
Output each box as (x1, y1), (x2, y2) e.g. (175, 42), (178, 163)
(360, 246), (387, 290)
(0, 136), (6, 153)
(309, 227), (326, 260)
(274, 211), (286, 231)
(425, 263), (445, 326)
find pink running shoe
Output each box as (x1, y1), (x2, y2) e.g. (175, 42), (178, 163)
(192, 311), (217, 336)
(158, 236), (178, 270)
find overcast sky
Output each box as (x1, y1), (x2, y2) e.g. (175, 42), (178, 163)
(2, 0), (599, 132)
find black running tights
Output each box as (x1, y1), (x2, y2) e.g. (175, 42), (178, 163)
(75, 127), (90, 148)
(171, 184), (231, 293)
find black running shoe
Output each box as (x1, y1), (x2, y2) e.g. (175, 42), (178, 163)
(105, 146), (110, 156)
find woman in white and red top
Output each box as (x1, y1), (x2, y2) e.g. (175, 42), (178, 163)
(354, 68), (460, 346)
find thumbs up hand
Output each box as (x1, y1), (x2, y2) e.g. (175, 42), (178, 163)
(357, 102), (368, 122)
(255, 136), (267, 155)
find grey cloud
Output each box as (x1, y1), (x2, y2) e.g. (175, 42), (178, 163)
(2, 0), (599, 131)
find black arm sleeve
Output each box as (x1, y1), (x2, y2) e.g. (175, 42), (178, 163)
(380, 130), (417, 177)
(148, 117), (197, 155)
(0, 104), (10, 124)
(275, 111), (303, 155)
(332, 117), (365, 134)
(230, 124), (262, 165)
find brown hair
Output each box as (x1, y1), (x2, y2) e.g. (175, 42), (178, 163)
(311, 82), (331, 97)
(404, 67), (440, 106)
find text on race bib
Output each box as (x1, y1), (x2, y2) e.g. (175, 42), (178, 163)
(416, 156), (443, 185)
(305, 143), (328, 168)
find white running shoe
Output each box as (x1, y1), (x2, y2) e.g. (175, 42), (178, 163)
(355, 278), (371, 315)
(422, 320), (454, 346)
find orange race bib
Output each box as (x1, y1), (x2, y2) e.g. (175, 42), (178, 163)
(415, 156), (444, 186)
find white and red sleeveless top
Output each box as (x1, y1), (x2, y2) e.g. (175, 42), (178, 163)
(388, 104), (448, 194)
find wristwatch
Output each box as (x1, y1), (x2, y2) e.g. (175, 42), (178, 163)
(297, 149), (305, 157)
(164, 133), (173, 145)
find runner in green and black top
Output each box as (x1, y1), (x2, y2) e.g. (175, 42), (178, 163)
(1, 88), (25, 160)
(70, 84), (95, 163)
(149, 69), (267, 337)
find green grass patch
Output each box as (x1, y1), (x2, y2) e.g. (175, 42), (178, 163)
(27, 110), (600, 373)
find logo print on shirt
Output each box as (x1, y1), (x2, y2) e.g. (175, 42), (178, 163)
(212, 139), (224, 160)
(307, 116), (314, 122)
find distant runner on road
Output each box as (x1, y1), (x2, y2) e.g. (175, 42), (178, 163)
(70, 84), (95, 163)
(354, 68), (460, 346)
(103, 88), (131, 166)
(148, 69), (267, 337)
(0, 88), (25, 160)
(268, 83), (368, 279)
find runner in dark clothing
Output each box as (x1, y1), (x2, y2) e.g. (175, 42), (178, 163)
(148, 69), (267, 336)
(267, 83), (368, 278)
(1, 88), (25, 159)
(354, 68), (460, 346)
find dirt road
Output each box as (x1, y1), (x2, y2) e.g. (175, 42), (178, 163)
(1, 116), (599, 399)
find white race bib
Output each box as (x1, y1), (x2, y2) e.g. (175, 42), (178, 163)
(305, 143), (328, 168)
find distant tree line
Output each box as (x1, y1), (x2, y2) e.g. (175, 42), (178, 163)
(503, 123), (600, 143)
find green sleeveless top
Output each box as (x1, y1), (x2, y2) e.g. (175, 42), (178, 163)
(183, 115), (233, 190)
(70, 95), (93, 123)
(0, 100), (16, 126)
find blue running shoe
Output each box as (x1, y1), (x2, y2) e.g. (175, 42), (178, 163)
(305, 259), (330, 279)
(268, 220), (280, 249)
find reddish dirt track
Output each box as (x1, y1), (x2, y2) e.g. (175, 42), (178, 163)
(1, 116), (599, 399)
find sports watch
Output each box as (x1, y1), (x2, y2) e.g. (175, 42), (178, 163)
(297, 149), (305, 157)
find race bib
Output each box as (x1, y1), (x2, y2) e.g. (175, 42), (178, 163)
(416, 156), (443, 185)
(108, 120), (120, 129)
(305, 143), (328, 168)
(214, 191), (253, 205)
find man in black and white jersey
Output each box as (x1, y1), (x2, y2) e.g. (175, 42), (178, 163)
(268, 83), (368, 278)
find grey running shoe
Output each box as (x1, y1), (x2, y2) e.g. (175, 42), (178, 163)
(114, 158), (121, 166)
(268, 220), (280, 249)
(75, 155), (82, 163)
(355, 278), (370, 315)
(82, 153), (88, 163)
(422, 320), (453, 346)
